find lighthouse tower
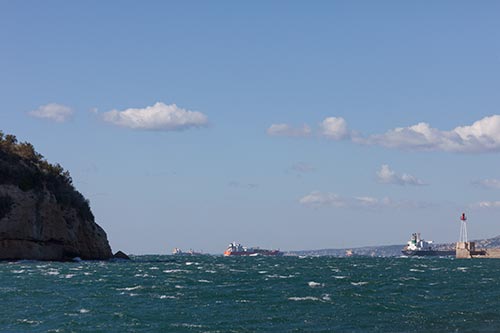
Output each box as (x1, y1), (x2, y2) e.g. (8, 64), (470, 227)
(456, 212), (477, 258)
(459, 213), (468, 243)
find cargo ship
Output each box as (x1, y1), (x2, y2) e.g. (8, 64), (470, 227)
(224, 242), (283, 256)
(172, 248), (204, 256)
(401, 233), (455, 256)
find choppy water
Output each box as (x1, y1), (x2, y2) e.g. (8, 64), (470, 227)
(1, 255), (500, 332)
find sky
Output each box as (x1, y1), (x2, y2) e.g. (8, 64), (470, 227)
(1, 1), (500, 254)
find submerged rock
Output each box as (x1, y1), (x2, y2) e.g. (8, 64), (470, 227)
(0, 133), (113, 261)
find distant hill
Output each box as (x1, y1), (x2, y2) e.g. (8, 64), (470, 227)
(290, 235), (500, 257)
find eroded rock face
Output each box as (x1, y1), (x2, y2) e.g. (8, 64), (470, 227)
(0, 184), (112, 261)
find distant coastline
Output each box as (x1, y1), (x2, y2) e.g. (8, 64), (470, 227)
(289, 235), (500, 257)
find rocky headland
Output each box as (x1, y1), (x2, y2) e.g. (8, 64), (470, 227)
(0, 132), (113, 261)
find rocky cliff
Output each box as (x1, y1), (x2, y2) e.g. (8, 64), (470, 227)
(0, 133), (112, 261)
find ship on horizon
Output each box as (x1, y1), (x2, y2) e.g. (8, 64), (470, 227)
(401, 233), (455, 257)
(172, 248), (204, 256)
(224, 242), (283, 256)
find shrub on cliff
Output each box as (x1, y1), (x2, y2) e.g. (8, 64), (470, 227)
(0, 131), (93, 221)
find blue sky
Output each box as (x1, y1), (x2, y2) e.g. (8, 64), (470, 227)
(2, 1), (500, 254)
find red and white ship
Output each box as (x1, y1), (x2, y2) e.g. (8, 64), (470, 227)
(224, 242), (283, 256)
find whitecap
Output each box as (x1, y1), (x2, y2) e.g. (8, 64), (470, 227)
(198, 280), (212, 283)
(117, 285), (142, 291)
(63, 274), (75, 279)
(17, 319), (41, 325)
(171, 323), (203, 328)
(288, 296), (320, 301)
(160, 295), (177, 299)
(79, 309), (90, 314)
(409, 269), (425, 272)
(322, 294), (331, 301)
(163, 269), (186, 273)
(308, 281), (324, 288)
(333, 276), (347, 279)
(11, 270), (25, 274)
(400, 277), (419, 281)
(351, 282), (368, 286)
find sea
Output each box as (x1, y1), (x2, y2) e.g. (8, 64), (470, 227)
(1, 255), (500, 332)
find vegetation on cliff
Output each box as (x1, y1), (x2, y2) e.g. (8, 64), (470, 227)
(0, 131), (93, 222)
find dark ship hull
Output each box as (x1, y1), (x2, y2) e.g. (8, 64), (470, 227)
(402, 250), (455, 257)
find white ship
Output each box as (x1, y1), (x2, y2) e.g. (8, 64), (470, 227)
(402, 233), (455, 256)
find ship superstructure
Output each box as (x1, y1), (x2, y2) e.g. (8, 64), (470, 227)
(224, 242), (282, 256)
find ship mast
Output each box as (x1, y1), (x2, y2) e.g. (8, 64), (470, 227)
(459, 213), (468, 243)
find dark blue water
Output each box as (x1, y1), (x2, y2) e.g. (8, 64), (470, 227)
(1, 255), (499, 332)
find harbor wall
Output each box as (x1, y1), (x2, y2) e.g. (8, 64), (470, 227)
(456, 242), (500, 259)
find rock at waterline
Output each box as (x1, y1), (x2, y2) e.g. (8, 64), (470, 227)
(113, 251), (131, 260)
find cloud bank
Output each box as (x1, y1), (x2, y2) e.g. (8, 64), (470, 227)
(357, 115), (500, 153)
(299, 191), (431, 209)
(270, 115), (500, 153)
(376, 164), (426, 186)
(103, 102), (208, 131)
(472, 201), (500, 208)
(472, 178), (500, 190)
(29, 103), (74, 122)
(267, 124), (311, 137)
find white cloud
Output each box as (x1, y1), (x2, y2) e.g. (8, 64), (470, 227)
(29, 103), (74, 122)
(359, 115), (500, 153)
(473, 201), (500, 208)
(102, 102), (208, 131)
(319, 117), (350, 140)
(299, 191), (432, 209)
(267, 124), (311, 137)
(376, 164), (426, 186)
(473, 179), (500, 190)
(299, 191), (347, 207)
